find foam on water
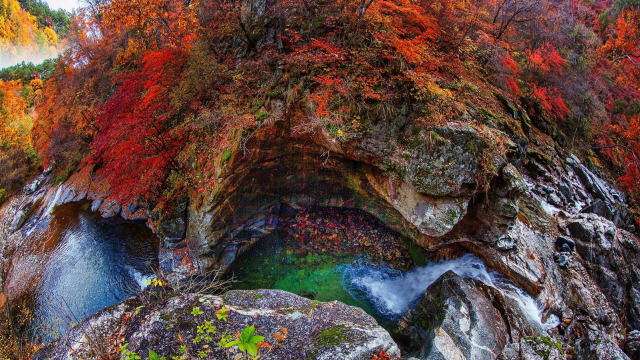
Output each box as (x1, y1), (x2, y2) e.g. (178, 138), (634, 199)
(343, 254), (559, 331)
(489, 272), (560, 331)
(130, 267), (155, 291)
(45, 187), (64, 215)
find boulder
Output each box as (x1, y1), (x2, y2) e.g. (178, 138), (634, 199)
(553, 253), (569, 268)
(555, 236), (574, 253)
(476, 164), (527, 232)
(34, 289), (400, 360)
(10, 210), (27, 232)
(557, 183), (573, 204)
(396, 271), (510, 359)
(581, 198), (614, 223)
(24, 177), (42, 194)
(387, 179), (469, 237)
(572, 164), (622, 205)
(90, 199), (103, 212)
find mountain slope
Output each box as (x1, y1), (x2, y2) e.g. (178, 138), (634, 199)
(0, 0), (63, 67)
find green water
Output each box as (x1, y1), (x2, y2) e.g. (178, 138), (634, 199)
(226, 206), (428, 327)
(227, 230), (382, 321)
(229, 231), (370, 301)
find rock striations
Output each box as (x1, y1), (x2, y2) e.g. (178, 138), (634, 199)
(1, 116), (640, 359)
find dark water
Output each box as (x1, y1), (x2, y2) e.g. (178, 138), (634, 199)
(32, 202), (159, 341)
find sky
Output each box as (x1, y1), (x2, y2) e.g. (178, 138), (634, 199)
(44, 0), (81, 12)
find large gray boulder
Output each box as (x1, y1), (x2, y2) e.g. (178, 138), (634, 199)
(396, 271), (512, 359)
(34, 289), (400, 360)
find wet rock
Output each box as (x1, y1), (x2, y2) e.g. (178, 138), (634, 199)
(555, 236), (574, 253)
(566, 217), (595, 243)
(396, 271), (509, 359)
(561, 154), (633, 229)
(557, 183), (573, 203)
(496, 234), (517, 251)
(547, 192), (563, 207)
(469, 218), (549, 297)
(581, 198), (614, 222)
(554, 253), (569, 268)
(565, 213), (640, 330)
(10, 210), (27, 232)
(24, 177), (42, 194)
(572, 164), (622, 204)
(34, 290), (400, 360)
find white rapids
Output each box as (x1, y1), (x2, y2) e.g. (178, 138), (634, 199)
(343, 254), (559, 331)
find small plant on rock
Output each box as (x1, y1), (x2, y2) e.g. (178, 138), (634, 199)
(121, 343), (140, 360)
(223, 325), (264, 359)
(215, 306), (229, 322)
(191, 307), (203, 316)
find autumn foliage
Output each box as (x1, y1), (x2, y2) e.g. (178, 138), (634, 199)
(90, 49), (188, 203)
(598, 6), (640, 206)
(17, 0), (639, 209)
(0, 0), (62, 66)
(0, 79), (36, 200)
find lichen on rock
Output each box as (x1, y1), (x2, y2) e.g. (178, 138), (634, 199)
(33, 289), (400, 360)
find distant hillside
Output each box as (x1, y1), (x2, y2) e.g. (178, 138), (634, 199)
(0, 0), (70, 203)
(17, 0), (71, 36)
(0, 0), (68, 68)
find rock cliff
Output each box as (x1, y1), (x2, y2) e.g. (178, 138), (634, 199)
(2, 113), (640, 360)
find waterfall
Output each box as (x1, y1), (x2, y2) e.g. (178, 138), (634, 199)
(342, 254), (559, 331)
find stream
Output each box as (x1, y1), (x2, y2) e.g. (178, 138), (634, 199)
(228, 206), (558, 331)
(27, 203), (554, 341)
(343, 254), (560, 331)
